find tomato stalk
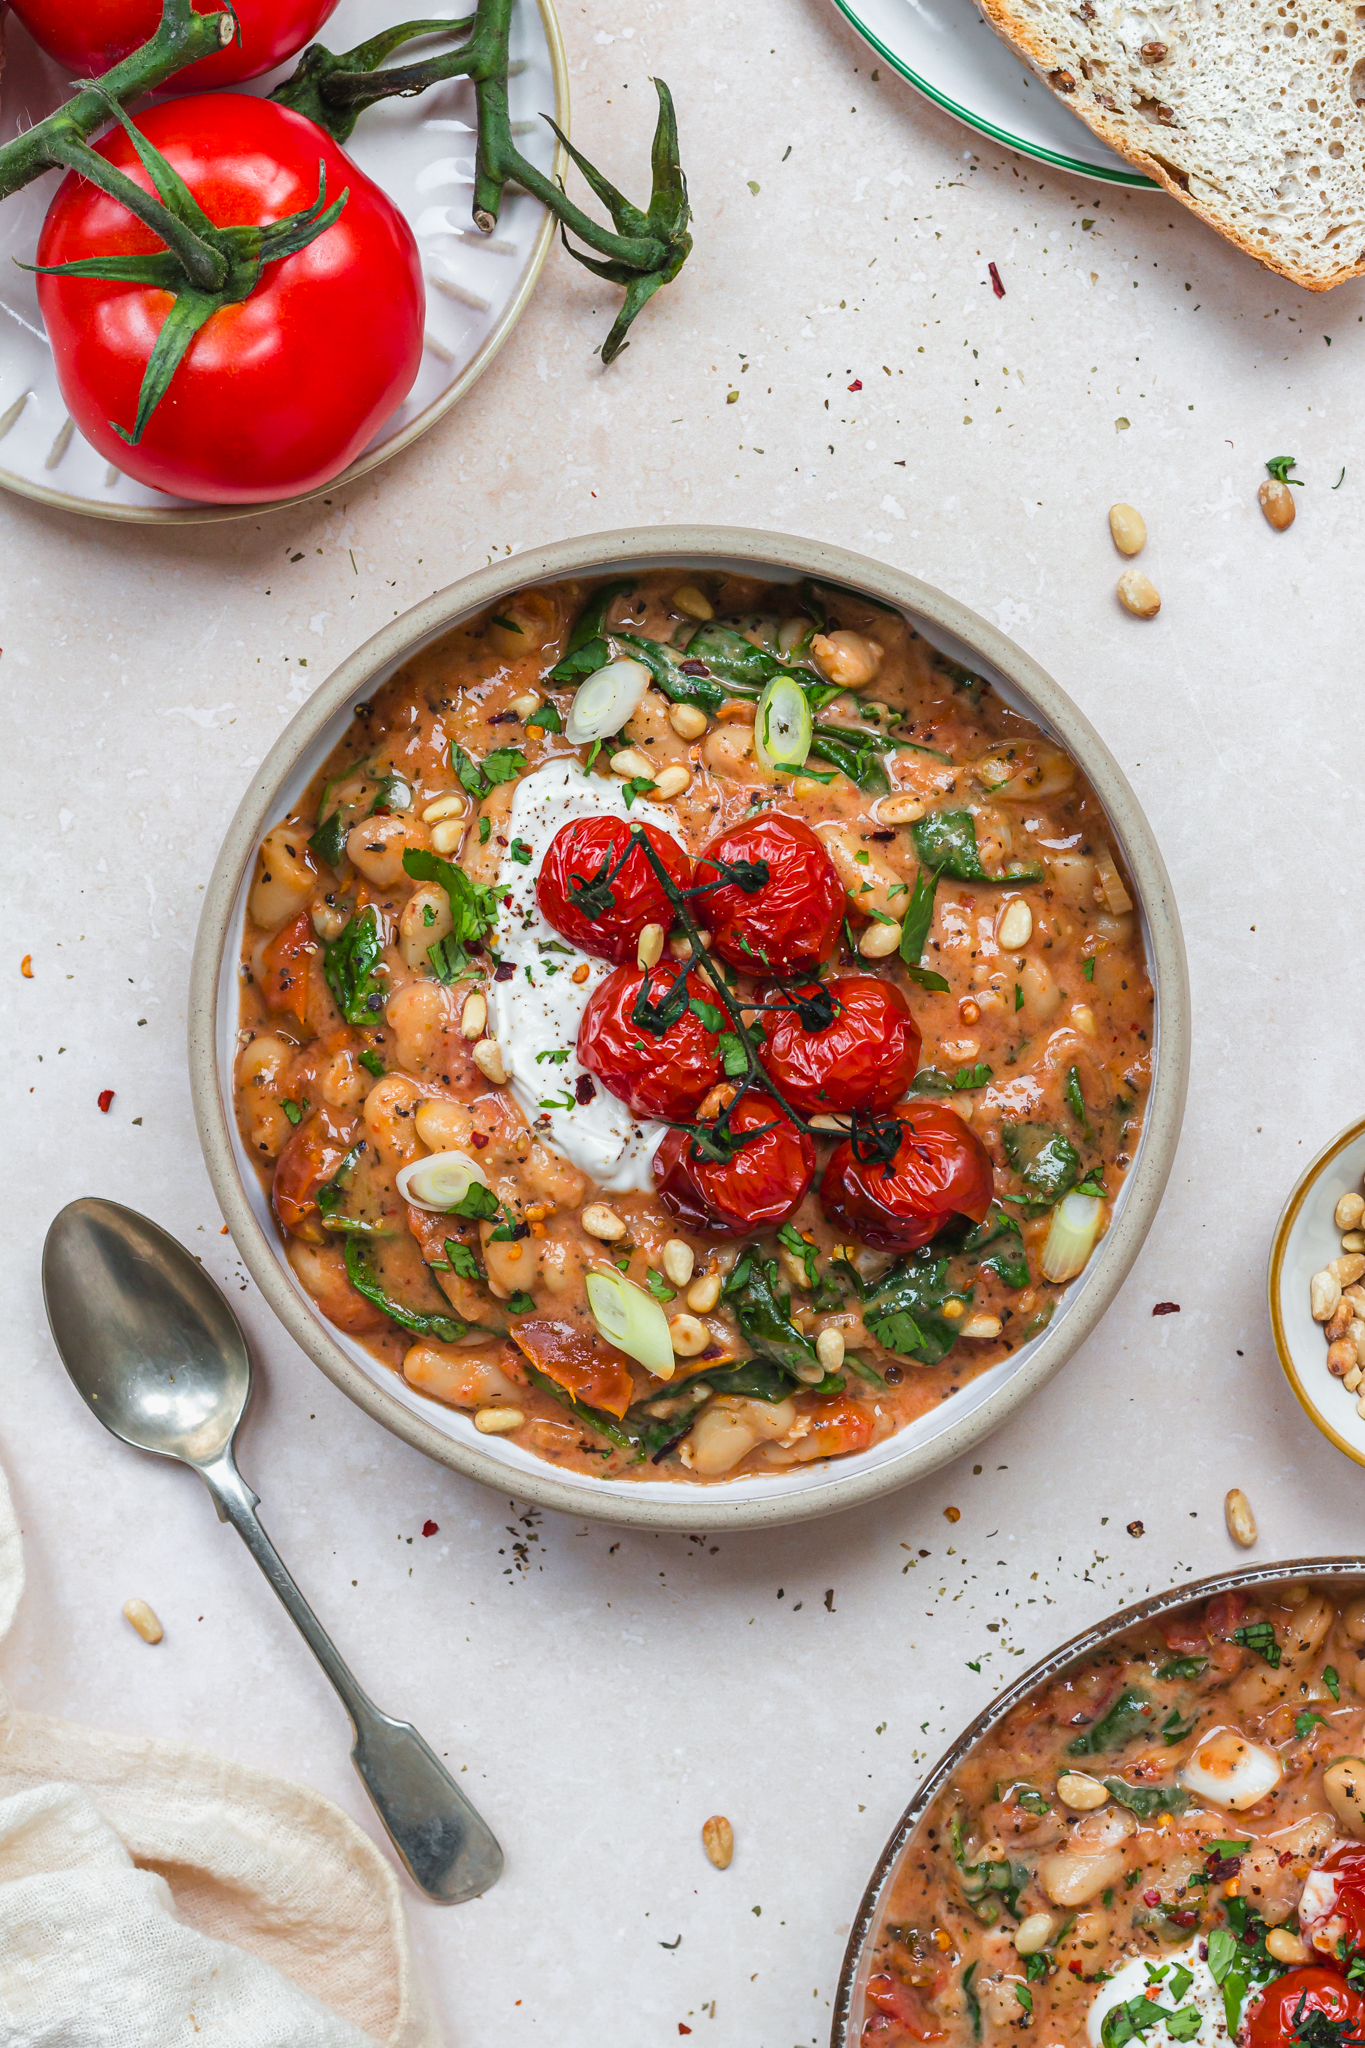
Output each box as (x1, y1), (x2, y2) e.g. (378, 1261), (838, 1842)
(0, 0), (237, 203)
(272, 1), (692, 361)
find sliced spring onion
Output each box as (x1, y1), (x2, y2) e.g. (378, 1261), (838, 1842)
(776, 615), (812, 654)
(586, 1268), (675, 1381)
(1039, 1192), (1104, 1284)
(395, 1150), (489, 1213)
(564, 657), (652, 744)
(753, 672), (813, 772)
(1094, 845), (1133, 917)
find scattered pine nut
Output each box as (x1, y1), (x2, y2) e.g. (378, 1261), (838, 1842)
(701, 1815), (734, 1869)
(637, 923), (666, 970)
(1224, 1487), (1257, 1548)
(858, 920), (901, 959)
(959, 1314), (1003, 1340)
(423, 792), (469, 824)
(474, 1407), (524, 1435)
(582, 1203), (626, 1242)
(872, 793), (926, 826)
(1266, 1930), (1307, 1966)
(430, 817), (464, 854)
(123, 1598), (163, 1644)
(1117, 569), (1161, 618)
(997, 899), (1033, 951)
(510, 693), (541, 719)
(1259, 479), (1296, 530)
(662, 1239), (695, 1287)
(652, 763), (692, 800)
(1310, 1269), (1342, 1321)
(1108, 503), (1147, 555)
(686, 1272), (722, 1313)
(471, 1038), (508, 1085)
(1340, 1192), (1365, 1232)
(460, 990), (487, 1040)
(815, 1328), (845, 1371)
(609, 747), (655, 781)
(669, 1313), (709, 1357)
(668, 702), (709, 740)
(672, 585), (714, 621)
(1014, 1913), (1057, 1956)
(1057, 1771), (1108, 1811)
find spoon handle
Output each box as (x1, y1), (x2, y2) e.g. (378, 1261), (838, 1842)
(199, 1453), (504, 1904)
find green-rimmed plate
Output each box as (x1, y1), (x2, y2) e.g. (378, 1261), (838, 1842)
(827, 0), (1156, 188)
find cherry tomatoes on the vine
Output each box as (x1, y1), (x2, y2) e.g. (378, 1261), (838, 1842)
(819, 1102), (993, 1252)
(653, 1090), (815, 1235)
(35, 96), (423, 503)
(9, 0), (340, 89)
(577, 964), (723, 1121)
(538, 815), (692, 963)
(762, 975), (921, 1115)
(1301, 1846), (1365, 1965)
(695, 814), (844, 975)
(1243, 1969), (1365, 2048)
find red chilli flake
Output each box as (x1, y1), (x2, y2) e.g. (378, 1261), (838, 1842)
(1143, 1889), (1161, 1908)
(847, 379), (862, 391)
(422, 1520), (439, 1538)
(1152, 1302), (1180, 1315)
(989, 262), (1005, 298)
(97, 1089), (115, 1113)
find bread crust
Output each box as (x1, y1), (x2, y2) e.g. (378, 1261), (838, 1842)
(975, 0), (1365, 292)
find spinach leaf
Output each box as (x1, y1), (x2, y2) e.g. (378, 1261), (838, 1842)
(912, 810), (1045, 885)
(862, 1255), (967, 1367)
(1066, 1065), (1094, 1139)
(369, 770), (412, 814)
(547, 579), (634, 679)
(1230, 1622), (1281, 1668)
(452, 745), (527, 798)
(1326, 1665), (1341, 1701)
(1209, 1902), (1281, 2035)
(309, 807), (350, 870)
(344, 1239), (470, 1343)
(1067, 1687), (1155, 1755)
(451, 1182), (500, 1221)
(1103, 1777), (1190, 1819)
(949, 1814), (1029, 1925)
(524, 700), (562, 733)
(523, 1362), (643, 1458)
(681, 622), (779, 686)
(1160, 1707), (1198, 1745)
(323, 906), (385, 1024)
(402, 849), (500, 975)
(777, 1221), (819, 1289)
(442, 1239), (482, 1282)
(1155, 1656), (1208, 1681)
(723, 1249), (822, 1378)
(962, 1963), (981, 2043)
(962, 1205), (1029, 1288)
(897, 867), (949, 993)
(614, 630), (729, 713)
(808, 722), (891, 794)
(911, 1064), (992, 1094)
(1002, 1123), (1081, 1210)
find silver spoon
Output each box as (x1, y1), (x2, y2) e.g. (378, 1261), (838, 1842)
(41, 1196), (504, 1905)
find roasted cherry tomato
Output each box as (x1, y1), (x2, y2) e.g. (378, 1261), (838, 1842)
(577, 964), (723, 1121)
(511, 1318), (635, 1419)
(271, 1108), (356, 1238)
(653, 1089), (815, 1235)
(537, 815), (693, 963)
(1301, 1846), (1365, 1965)
(35, 96), (423, 503)
(695, 814), (844, 975)
(862, 1971), (947, 2044)
(1243, 1969), (1365, 2048)
(260, 910), (315, 1024)
(762, 975), (921, 1115)
(819, 1102), (993, 1251)
(9, 0), (340, 89)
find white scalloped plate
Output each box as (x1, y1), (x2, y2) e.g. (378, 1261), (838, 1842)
(0, 0), (566, 522)
(827, 0), (1156, 188)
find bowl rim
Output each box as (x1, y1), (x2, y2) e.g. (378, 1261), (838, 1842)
(188, 523), (1191, 1531)
(1268, 1113), (1365, 1472)
(830, 1554), (1365, 2048)
(0, 0), (568, 528)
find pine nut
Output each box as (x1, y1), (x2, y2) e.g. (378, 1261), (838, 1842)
(423, 792), (469, 823)
(510, 693), (541, 719)
(1224, 1487), (1257, 1547)
(872, 793), (927, 826)
(123, 1598), (163, 1644)
(652, 763), (692, 800)
(701, 1815), (734, 1869)
(669, 702), (709, 740)
(960, 1314), (1003, 1340)
(1014, 1913), (1056, 1956)
(669, 1313), (710, 1357)
(1108, 503), (1147, 556)
(1056, 1772), (1108, 1811)
(472, 1037), (509, 1085)
(810, 1113), (847, 1132)
(1357, 1391), (1365, 1420)
(1117, 570), (1160, 618)
(1347, 1366), (1364, 1393)
(637, 923), (666, 970)
(1266, 1930), (1307, 1966)
(1069, 1003), (1097, 1037)
(1329, 1339), (1359, 1377)
(663, 1239), (695, 1287)
(687, 1273), (722, 1313)
(431, 818), (465, 854)
(997, 899), (1033, 951)
(460, 990), (487, 1040)
(582, 1203), (626, 1242)
(1311, 1269), (1342, 1321)
(474, 1406), (524, 1434)
(1332, 1254), (1365, 1285)
(610, 747), (655, 781)
(673, 585), (714, 621)
(858, 920), (902, 959)
(1345, 1233), (1365, 1254)
(1341, 1194), (1365, 1232)
(816, 1328), (845, 1370)
(1259, 479), (1296, 530)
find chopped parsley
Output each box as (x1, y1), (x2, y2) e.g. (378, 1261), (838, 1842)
(280, 1099), (304, 1125)
(1230, 1621), (1281, 1668)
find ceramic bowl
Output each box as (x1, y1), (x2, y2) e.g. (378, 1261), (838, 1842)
(831, 1557), (1365, 2046)
(1269, 1116), (1365, 1470)
(188, 526), (1191, 1532)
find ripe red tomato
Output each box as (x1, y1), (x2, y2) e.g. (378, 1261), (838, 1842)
(577, 964), (723, 1121)
(1301, 1846), (1365, 1965)
(653, 1090), (815, 1235)
(35, 96), (423, 503)
(862, 1970), (947, 2044)
(820, 1102), (994, 1251)
(9, 0), (340, 89)
(1243, 1969), (1365, 2048)
(762, 976), (921, 1115)
(271, 1108), (356, 1236)
(537, 816), (693, 963)
(695, 814), (844, 975)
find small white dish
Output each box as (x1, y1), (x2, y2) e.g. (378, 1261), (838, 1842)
(1269, 1115), (1365, 1469)
(0, 0), (565, 523)
(826, 0), (1154, 187)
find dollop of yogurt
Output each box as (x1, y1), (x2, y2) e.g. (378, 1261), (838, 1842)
(484, 760), (679, 1193)
(1088, 1941), (1230, 2048)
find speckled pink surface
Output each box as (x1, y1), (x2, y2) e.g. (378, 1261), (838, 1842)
(1, 1), (1360, 2041)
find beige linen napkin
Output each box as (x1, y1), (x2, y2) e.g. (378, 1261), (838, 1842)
(0, 1466), (437, 2047)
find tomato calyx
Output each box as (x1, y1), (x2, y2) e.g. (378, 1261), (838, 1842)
(25, 94), (347, 445)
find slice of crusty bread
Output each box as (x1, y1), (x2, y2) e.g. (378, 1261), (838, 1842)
(975, 0), (1365, 290)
